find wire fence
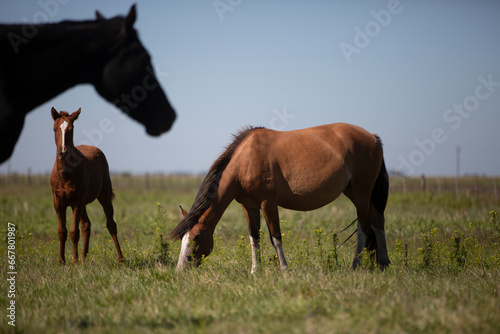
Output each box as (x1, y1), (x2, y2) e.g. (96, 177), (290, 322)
(1, 172), (498, 203)
(390, 174), (498, 202)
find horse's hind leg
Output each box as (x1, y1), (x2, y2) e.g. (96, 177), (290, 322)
(369, 206), (390, 269)
(242, 205), (261, 274)
(80, 207), (91, 261)
(345, 186), (389, 270)
(98, 192), (123, 261)
(343, 186), (373, 270)
(261, 200), (288, 271)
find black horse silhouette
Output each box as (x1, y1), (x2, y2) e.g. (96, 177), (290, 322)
(0, 5), (176, 163)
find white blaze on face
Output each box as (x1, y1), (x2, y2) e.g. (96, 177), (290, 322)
(176, 232), (191, 271)
(59, 121), (68, 153)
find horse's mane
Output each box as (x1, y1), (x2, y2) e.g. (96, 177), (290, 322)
(170, 126), (265, 241)
(0, 17), (123, 35)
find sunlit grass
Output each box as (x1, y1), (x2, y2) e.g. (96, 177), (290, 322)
(0, 175), (499, 333)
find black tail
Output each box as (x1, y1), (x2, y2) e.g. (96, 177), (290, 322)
(365, 158), (389, 263)
(371, 159), (389, 215)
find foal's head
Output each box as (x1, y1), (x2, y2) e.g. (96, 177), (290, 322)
(93, 5), (176, 136)
(51, 107), (80, 161)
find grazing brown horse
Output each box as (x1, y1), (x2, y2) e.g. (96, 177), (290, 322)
(171, 123), (390, 272)
(50, 107), (123, 264)
(0, 5), (176, 163)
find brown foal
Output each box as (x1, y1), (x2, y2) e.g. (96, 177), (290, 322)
(50, 107), (123, 264)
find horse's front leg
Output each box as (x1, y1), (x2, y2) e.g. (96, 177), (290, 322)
(242, 205), (261, 274)
(54, 201), (67, 264)
(70, 205), (83, 263)
(261, 200), (288, 271)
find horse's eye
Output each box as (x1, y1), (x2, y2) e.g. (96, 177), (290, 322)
(194, 234), (201, 242)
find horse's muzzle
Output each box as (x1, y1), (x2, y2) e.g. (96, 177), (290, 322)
(57, 152), (67, 161)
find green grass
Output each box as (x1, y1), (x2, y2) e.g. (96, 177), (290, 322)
(1, 175), (499, 333)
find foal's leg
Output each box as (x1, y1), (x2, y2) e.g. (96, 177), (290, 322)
(261, 200), (288, 271)
(80, 207), (92, 261)
(54, 202), (67, 264)
(70, 205), (83, 263)
(242, 205), (261, 274)
(98, 193), (123, 261)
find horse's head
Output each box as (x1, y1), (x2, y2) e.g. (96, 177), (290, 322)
(94, 5), (176, 136)
(51, 107), (80, 160)
(175, 206), (216, 270)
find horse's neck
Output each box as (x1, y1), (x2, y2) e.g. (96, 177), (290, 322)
(208, 172), (240, 227)
(4, 20), (120, 113)
(54, 145), (85, 177)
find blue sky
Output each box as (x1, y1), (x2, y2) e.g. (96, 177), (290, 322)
(1, 0), (499, 176)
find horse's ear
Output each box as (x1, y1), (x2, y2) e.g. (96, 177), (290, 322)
(200, 208), (211, 220)
(71, 108), (81, 121)
(51, 107), (60, 120)
(95, 10), (106, 21)
(124, 4), (137, 31)
(179, 205), (188, 218)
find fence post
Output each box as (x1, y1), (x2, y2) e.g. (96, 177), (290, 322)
(421, 174), (426, 192)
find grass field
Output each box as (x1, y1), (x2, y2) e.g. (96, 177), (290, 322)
(1, 174), (499, 333)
